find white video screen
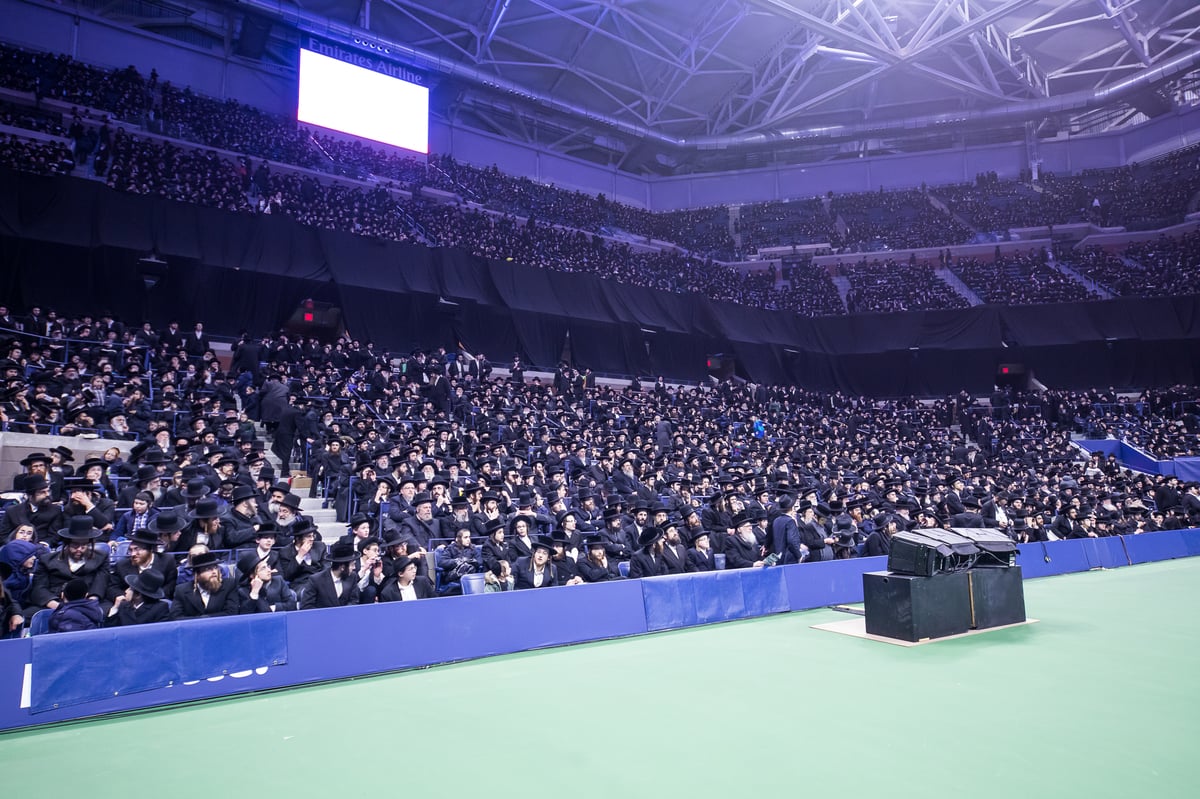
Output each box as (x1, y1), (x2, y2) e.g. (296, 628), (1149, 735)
(297, 47), (429, 154)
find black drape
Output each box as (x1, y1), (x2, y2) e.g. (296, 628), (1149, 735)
(2, 168), (1199, 394)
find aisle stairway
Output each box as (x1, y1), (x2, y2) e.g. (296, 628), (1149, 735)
(257, 424), (340, 532)
(1052, 259), (1114, 299)
(936, 268), (983, 306)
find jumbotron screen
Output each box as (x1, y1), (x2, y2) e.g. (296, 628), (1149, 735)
(297, 47), (429, 154)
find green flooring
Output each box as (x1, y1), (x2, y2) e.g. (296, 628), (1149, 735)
(4, 559), (1199, 798)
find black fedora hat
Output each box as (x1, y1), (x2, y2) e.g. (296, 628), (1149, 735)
(57, 515), (103, 541)
(190, 551), (222, 572)
(191, 497), (226, 520)
(328, 540), (356, 563)
(127, 529), (159, 549)
(254, 521), (280, 539)
(280, 493), (303, 512)
(583, 534), (607, 549)
(19, 452), (49, 467)
(147, 508), (188, 535)
(290, 517), (320, 540)
(230, 484), (258, 504)
(183, 478), (211, 499)
(62, 476), (97, 493)
(532, 535), (556, 553)
(637, 526), (663, 549)
(79, 457), (109, 473)
(124, 569), (166, 600)
(21, 475), (49, 494)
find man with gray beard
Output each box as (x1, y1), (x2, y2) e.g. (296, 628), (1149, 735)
(169, 551), (240, 618)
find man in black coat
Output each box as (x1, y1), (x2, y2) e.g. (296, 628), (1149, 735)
(768, 495), (805, 565)
(273, 399), (317, 478)
(862, 514), (897, 558)
(723, 512), (765, 569)
(1181, 482), (1200, 526)
(183, 322), (211, 358)
(170, 551), (240, 618)
(236, 524), (281, 577)
(687, 529), (718, 572)
(576, 535), (623, 582)
(403, 492), (442, 550)
(659, 519), (693, 574)
(629, 527), (665, 579)
(0, 476), (64, 544)
(28, 516), (110, 616)
(378, 555), (436, 601)
(105, 570), (171, 626)
(300, 541), (363, 608)
(108, 530), (178, 602)
(513, 537), (559, 589)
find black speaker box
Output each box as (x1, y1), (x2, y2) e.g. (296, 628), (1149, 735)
(949, 527), (1018, 568)
(863, 571), (972, 642)
(968, 566), (1026, 629)
(887, 530), (979, 577)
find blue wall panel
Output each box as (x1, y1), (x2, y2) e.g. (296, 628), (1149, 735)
(1124, 530), (1190, 564)
(1, 530), (1198, 732)
(641, 569), (787, 631)
(783, 555), (886, 610)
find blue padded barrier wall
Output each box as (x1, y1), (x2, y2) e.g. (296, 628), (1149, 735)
(1173, 457), (1200, 482)
(641, 568), (788, 631)
(1123, 530), (1191, 564)
(0, 528), (1198, 732)
(783, 555), (886, 610)
(285, 579), (648, 682)
(30, 615), (288, 714)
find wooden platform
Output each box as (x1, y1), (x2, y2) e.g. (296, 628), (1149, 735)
(811, 616), (1039, 647)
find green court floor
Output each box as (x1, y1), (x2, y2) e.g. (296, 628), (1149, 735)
(4, 559), (1199, 798)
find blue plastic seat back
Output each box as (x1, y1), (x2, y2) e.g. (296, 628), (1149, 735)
(29, 609), (53, 637)
(461, 573), (486, 595)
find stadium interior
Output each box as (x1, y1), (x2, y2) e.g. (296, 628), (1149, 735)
(1, 0), (1200, 752)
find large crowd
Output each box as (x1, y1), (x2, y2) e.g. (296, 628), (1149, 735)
(0, 40), (1197, 331)
(950, 251), (1099, 306)
(4, 303), (1200, 635)
(1068, 233), (1200, 298)
(841, 258), (970, 314)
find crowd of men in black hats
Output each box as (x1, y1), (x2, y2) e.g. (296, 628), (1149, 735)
(4, 40), (1200, 322)
(4, 301), (1200, 636)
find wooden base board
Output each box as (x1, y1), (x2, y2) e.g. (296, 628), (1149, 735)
(811, 616), (1039, 647)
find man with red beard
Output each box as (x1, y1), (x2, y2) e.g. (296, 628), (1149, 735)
(170, 551), (239, 618)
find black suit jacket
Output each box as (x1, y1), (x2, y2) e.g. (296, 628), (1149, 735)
(106, 599), (171, 626)
(687, 548), (717, 572)
(660, 542), (692, 574)
(513, 557), (558, 589)
(378, 575), (436, 601)
(170, 579), (241, 618)
(300, 568), (362, 609)
(576, 557), (622, 583)
(629, 550), (664, 579)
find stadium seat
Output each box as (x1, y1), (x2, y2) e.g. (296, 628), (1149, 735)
(28, 609), (52, 637)
(618, 561), (630, 578)
(461, 573), (486, 595)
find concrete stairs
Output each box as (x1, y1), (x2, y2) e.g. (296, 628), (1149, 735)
(926, 191), (978, 237)
(1052, 259), (1114, 299)
(255, 423), (340, 533)
(830, 275), (852, 312)
(936, 267), (984, 306)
